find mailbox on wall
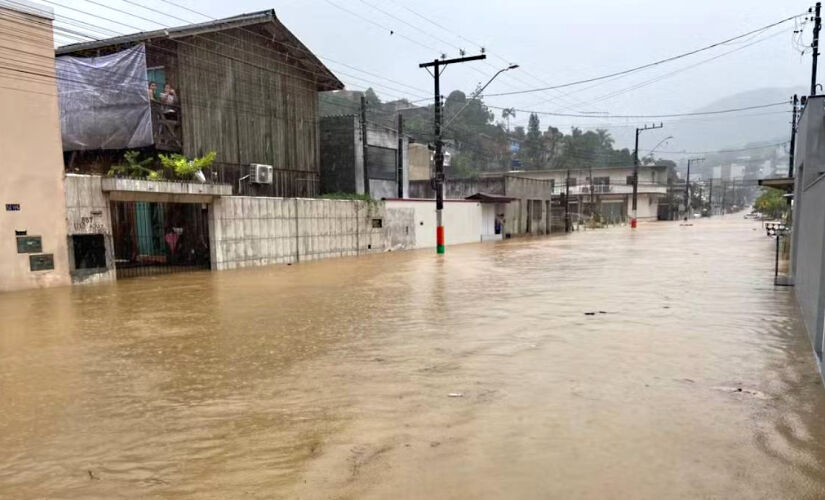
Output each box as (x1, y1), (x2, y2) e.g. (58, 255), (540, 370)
(16, 236), (42, 254)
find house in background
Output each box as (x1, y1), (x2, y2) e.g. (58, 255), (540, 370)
(319, 115), (409, 199)
(0, 0), (70, 292)
(54, 10), (343, 281)
(408, 174), (553, 237)
(507, 165), (672, 223)
(56, 9), (343, 197)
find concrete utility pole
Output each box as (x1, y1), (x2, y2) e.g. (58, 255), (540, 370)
(812, 2), (822, 96)
(685, 157), (704, 219)
(708, 178), (713, 216)
(565, 169), (571, 232)
(419, 54), (486, 254)
(397, 113), (404, 198)
(360, 95), (370, 196)
(632, 123), (663, 228)
(789, 94), (799, 178)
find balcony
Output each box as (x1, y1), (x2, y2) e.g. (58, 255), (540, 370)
(151, 101), (182, 152)
(101, 177), (231, 203)
(562, 183), (668, 196)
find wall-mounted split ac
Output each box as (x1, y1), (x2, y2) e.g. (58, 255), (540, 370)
(249, 163), (273, 184)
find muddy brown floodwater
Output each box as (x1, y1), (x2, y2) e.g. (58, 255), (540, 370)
(2, 216), (825, 499)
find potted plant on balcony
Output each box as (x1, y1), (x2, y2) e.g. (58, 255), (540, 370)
(158, 151), (217, 182)
(107, 151), (163, 180)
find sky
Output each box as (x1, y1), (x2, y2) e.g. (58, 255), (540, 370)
(50, 0), (812, 153)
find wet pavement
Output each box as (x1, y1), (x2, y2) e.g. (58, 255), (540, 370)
(2, 216), (825, 499)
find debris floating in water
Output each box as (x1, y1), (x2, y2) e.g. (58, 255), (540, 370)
(448, 392), (463, 398)
(584, 312), (596, 316)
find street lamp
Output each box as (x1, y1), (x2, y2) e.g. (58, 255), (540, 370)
(444, 64), (519, 128)
(646, 135), (674, 159)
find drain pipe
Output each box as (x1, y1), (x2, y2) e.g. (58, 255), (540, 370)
(237, 174), (250, 195)
(294, 198), (300, 263)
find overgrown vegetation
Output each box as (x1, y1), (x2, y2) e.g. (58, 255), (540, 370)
(321, 88), (638, 178)
(754, 187), (788, 220)
(319, 192), (376, 202)
(158, 151), (216, 180)
(107, 151), (162, 180)
(107, 150), (216, 181)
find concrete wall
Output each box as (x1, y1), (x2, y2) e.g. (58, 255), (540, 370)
(0, 4), (71, 293)
(792, 96), (825, 357)
(319, 116), (408, 199)
(319, 115), (358, 194)
(209, 196), (387, 270)
(384, 199), (483, 250)
(64, 175), (117, 285)
(408, 143), (430, 181)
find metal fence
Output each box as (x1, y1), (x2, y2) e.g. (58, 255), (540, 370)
(110, 201), (211, 279)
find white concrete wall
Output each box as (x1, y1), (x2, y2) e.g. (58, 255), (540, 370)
(628, 193), (660, 220)
(64, 175), (116, 284)
(384, 200), (483, 249)
(210, 196), (386, 270)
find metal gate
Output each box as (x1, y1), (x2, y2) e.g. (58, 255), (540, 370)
(110, 201), (211, 279)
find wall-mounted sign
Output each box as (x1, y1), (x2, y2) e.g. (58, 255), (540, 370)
(30, 254), (54, 271)
(5, 204), (20, 211)
(16, 236), (42, 254)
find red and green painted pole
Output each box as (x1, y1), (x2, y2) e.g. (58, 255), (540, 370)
(419, 54), (486, 254)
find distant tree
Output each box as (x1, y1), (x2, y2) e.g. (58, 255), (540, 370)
(523, 113), (543, 168)
(364, 87), (380, 105)
(501, 108), (516, 131)
(754, 187), (788, 219)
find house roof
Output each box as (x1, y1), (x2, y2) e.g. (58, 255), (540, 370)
(465, 193), (515, 203)
(758, 177), (794, 192)
(55, 9), (343, 91)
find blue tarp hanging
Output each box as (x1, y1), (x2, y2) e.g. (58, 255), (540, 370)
(56, 44), (153, 151)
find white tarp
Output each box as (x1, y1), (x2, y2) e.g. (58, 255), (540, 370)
(56, 44), (153, 151)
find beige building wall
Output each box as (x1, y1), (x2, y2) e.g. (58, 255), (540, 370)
(0, 1), (70, 292)
(408, 143), (431, 181)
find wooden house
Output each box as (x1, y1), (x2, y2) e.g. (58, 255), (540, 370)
(56, 10), (343, 197)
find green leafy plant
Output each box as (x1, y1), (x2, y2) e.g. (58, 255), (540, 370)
(107, 151), (160, 179)
(158, 151), (216, 180)
(754, 187), (788, 220)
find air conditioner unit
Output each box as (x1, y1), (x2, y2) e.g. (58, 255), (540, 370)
(249, 163), (273, 184)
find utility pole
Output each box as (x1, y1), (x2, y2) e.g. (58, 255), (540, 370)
(565, 169), (571, 232)
(419, 54), (486, 254)
(812, 2), (822, 96)
(632, 122), (663, 228)
(721, 180), (727, 215)
(708, 178), (713, 216)
(789, 94), (799, 177)
(685, 157), (704, 219)
(360, 95), (370, 196)
(589, 166), (594, 217)
(397, 113), (404, 198)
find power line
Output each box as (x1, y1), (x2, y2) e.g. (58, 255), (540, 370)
(485, 101), (788, 119)
(482, 12), (806, 97)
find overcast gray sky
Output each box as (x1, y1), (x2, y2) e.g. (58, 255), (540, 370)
(55, 0), (811, 152)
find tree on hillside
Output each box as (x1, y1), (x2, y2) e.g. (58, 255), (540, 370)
(523, 113), (543, 168)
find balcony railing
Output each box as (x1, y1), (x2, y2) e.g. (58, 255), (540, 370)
(554, 183), (668, 196)
(151, 101), (182, 152)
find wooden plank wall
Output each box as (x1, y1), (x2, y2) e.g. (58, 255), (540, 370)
(175, 25), (320, 197)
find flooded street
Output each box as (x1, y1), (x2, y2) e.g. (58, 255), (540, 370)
(2, 216), (825, 499)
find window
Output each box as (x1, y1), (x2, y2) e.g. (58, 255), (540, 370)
(568, 178), (577, 187)
(626, 175), (635, 185)
(72, 234), (106, 269)
(371, 218), (383, 228)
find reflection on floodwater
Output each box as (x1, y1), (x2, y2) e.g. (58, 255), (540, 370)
(1, 217), (824, 499)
